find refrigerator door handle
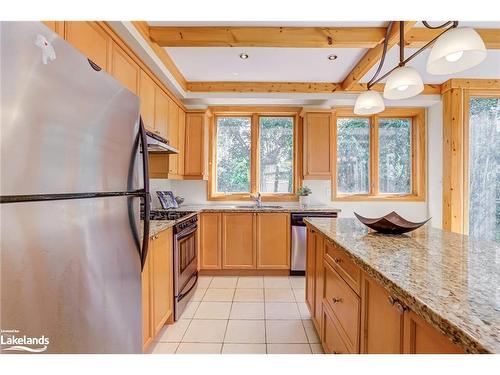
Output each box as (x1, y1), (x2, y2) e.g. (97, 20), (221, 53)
(139, 117), (151, 270)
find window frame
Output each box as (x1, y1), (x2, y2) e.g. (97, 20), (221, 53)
(208, 107), (302, 201)
(332, 107), (426, 201)
(462, 90), (500, 236)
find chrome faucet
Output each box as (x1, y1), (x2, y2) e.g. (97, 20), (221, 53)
(253, 193), (262, 208)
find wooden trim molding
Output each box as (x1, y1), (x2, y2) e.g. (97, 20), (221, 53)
(332, 107), (426, 202)
(187, 81), (441, 95)
(341, 21), (417, 91)
(441, 79), (500, 94)
(131, 21), (187, 91)
(405, 28), (500, 49)
(442, 83), (500, 233)
(149, 26), (387, 48)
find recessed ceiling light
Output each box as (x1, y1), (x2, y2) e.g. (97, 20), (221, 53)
(239, 53), (249, 60)
(232, 72), (239, 76)
(327, 54), (338, 61)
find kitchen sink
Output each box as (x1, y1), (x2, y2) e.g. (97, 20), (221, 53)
(233, 205), (283, 209)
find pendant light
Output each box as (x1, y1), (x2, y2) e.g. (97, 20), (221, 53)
(383, 66), (424, 99)
(354, 90), (385, 115)
(427, 27), (487, 74)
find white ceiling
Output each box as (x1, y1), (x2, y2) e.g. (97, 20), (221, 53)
(167, 47), (367, 82)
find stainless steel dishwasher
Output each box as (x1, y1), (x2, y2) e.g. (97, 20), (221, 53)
(290, 212), (339, 275)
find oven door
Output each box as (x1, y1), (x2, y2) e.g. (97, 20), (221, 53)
(174, 223), (198, 320)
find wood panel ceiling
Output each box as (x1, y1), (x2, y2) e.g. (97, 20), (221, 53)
(132, 21), (500, 94)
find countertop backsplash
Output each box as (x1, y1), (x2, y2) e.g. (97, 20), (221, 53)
(150, 178), (430, 223)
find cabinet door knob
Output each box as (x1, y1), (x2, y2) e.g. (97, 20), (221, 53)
(388, 296), (396, 305)
(334, 257), (342, 264)
(332, 297), (343, 304)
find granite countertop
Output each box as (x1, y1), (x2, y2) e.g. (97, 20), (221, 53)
(304, 217), (500, 354)
(140, 220), (176, 238)
(158, 204), (341, 213)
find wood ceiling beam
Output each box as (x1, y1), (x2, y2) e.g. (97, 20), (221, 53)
(405, 28), (500, 49)
(131, 21), (187, 90)
(341, 21), (417, 91)
(186, 81), (441, 95)
(148, 26), (387, 48)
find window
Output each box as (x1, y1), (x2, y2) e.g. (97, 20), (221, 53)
(209, 111), (299, 200)
(467, 96), (500, 241)
(336, 118), (370, 194)
(259, 117), (294, 193)
(333, 108), (425, 200)
(378, 118), (412, 194)
(215, 117), (251, 194)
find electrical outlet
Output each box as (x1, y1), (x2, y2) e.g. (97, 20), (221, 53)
(325, 187), (331, 198)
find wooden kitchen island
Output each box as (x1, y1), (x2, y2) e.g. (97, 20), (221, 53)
(304, 218), (500, 354)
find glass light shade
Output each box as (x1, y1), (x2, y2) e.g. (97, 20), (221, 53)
(354, 90), (385, 115)
(427, 27), (486, 75)
(383, 66), (424, 99)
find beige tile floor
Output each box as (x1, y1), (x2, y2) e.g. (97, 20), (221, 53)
(149, 276), (324, 354)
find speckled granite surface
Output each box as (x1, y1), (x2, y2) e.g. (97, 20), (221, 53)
(159, 204), (341, 213)
(304, 218), (500, 354)
(140, 220), (175, 238)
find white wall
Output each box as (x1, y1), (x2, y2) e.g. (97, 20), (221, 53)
(150, 103), (446, 224)
(427, 101), (443, 228)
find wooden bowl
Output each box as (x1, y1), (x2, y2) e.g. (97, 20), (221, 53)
(354, 211), (430, 234)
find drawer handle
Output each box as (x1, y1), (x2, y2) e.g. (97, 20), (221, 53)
(332, 351), (341, 354)
(334, 257), (342, 264)
(331, 297), (343, 304)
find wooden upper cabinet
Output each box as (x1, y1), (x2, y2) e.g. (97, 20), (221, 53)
(360, 273), (404, 354)
(110, 43), (139, 95)
(168, 101), (180, 176)
(65, 22), (109, 70)
(178, 107), (186, 176)
(256, 213), (290, 269)
(139, 70), (156, 132)
(222, 213), (255, 269)
(302, 111), (333, 179)
(184, 112), (208, 179)
(141, 241), (153, 351)
(403, 310), (464, 354)
(154, 88), (169, 139)
(199, 213), (222, 269)
(43, 21), (64, 37)
(151, 228), (174, 336)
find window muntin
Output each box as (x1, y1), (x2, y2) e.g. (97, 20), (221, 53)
(468, 97), (500, 242)
(259, 116), (294, 193)
(215, 116), (251, 194)
(336, 118), (370, 194)
(378, 118), (412, 194)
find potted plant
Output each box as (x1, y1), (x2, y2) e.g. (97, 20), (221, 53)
(297, 186), (312, 208)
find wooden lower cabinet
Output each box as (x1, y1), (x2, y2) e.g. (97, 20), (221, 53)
(305, 227), (316, 318)
(199, 213), (222, 269)
(256, 213), (290, 269)
(222, 213), (255, 269)
(403, 311), (464, 354)
(360, 273), (404, 353)
(307, 226), (464, 354)
(142, 228), (174, 351)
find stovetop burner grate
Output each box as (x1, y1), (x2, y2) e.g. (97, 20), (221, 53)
(149, 210), (195, 221)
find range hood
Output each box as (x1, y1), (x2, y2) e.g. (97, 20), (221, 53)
(146, 131), (179, 154)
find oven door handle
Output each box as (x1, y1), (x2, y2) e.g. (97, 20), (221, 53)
(176, 223), (198, 240)
(177, 271), (198, 302)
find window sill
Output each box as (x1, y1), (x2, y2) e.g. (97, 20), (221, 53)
(208, 193), (299, 202)
(332, 194), (426, 202)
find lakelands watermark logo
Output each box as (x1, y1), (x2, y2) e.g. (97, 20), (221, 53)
(1, 329), (50, 353)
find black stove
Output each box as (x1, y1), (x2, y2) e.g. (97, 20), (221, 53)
(149, 209), (195, 221)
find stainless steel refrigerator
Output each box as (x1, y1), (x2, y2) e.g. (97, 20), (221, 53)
(0, 22), (151, 354)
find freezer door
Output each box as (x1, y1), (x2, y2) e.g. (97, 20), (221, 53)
(0, 196), (142, 353)
(0, 22), (141, 196)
